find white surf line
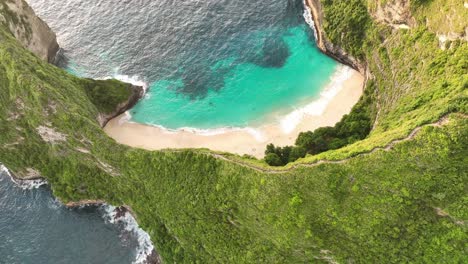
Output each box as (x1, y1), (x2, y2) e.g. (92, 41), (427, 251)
(102, 205), (156, 264)
(0, 164), (48, 190)
(111, 74), (150, 94)
(107, 73), (269, 141)
(279, 65), (354, 134)
(105, 67), (356, 143)
(104, 13), (353, 143)
(303, 0), (318, 40)
(149, 124), (268, 142)
(0, 163), (156, 263)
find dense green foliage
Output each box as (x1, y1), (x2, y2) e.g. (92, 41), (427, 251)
(81, 78), (133, 114)
(0, 0), (467, 263)
(265, 92), (372, 166)
(265, 0), (467, 166)
(59, 117), (466, 264)
(264, 144), (306, 166)
(321, 0), (372, 58)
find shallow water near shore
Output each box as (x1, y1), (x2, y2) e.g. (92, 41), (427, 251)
(131, 25), (336, 129)
(27, 0), (338, 130)
(16, 0), (353, 262)
(0, 168), (145, 264)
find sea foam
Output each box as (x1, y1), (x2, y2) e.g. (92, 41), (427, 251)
(279, 65), (354, 134)
(115, 101), (268, 142)
(1, 164), (156, 263)
(105, 64), (353, 141)
(101, 70), (150, 94)
(96, 4), (337, 141)
(302, 0), (318, 40)
(160, 126), (266, 141)
(113, 74), (150, 94)
(109, 72), (268, 141)
(102, 205), (156, 264)
(0, 164), (48, 190)
(107, 66), (354, 141)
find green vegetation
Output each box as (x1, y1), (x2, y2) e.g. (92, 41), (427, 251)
(264, 0), (467, 166)
(264, 144), (306, 166)
(0, 0), (467, 263)
(321, 0), (372, 59)
(412, 0), (468, 34)
(265, 93), (372, 166)
(80, 78), (133, 115)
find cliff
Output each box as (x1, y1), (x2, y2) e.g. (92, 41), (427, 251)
(305, 0), (366, 73)
(0, 0), (59, 63)
(0, 0), (144, 128)
(95, 83), (145, 128)
(0, 0), (466, 263)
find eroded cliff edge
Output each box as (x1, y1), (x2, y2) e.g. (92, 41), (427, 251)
(1, 0), (466, 263)
(0, 0), (59, 63)
(0, 0), (144, 129)
(305, 0), (366, 73)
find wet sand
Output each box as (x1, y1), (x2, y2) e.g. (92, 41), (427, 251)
(104, 68), (364, 158)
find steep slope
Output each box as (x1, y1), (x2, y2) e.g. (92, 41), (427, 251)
(0, 0), (467, 263)
(281, 0), (467, 166)
(0, 0), (59, 62)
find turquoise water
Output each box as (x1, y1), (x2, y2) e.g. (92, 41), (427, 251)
(12, 1), (339, 262)
(131, 25), (337, 129)
(29, 0), (338, 130)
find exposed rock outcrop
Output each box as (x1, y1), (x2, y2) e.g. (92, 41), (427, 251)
(97, 84), (145, 128)
(0, 1), (144, 129)
(372, 0), (415, 29)
(305, 0), (366, 74)
(0, 0), (59, 63)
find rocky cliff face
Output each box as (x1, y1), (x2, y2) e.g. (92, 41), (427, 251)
(305, 0), (366, 74)
(0, 0), (59, 63)
(1, 0), (144, 128)
(97, 84), (145, 128)
(372, 0), (415, 29)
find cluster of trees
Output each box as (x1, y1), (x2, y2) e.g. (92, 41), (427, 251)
(265, 101), (372, 166)
(3, 0), (468, 262)
(264, 144), (306, 166)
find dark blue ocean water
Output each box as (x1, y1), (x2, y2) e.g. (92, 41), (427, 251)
(27, 0), (337, 129)
(0, 169), (141, 264)
(3, 1), (333, 263)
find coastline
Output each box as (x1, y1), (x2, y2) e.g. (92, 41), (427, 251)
(1, 1), (363, 261)
(0, 165), (160, 264)
(304, 0), (365, 73)
(104, 66), (364, 158)
(0, 164), (48, 189)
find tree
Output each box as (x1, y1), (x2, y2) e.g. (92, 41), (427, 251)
(265, 153), (283, 166)
(289, 146), (306, 162)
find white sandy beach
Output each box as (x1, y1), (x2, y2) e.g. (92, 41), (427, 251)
(104, 66), (364, 158)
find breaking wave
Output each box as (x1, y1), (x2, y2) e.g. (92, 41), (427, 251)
(101, 205), (157, 264)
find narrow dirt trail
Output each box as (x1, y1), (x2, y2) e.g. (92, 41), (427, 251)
(210, 114), (461, 174)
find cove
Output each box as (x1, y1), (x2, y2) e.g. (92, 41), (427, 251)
(130, 25), (337, 129)
(27, 0), (338, 131)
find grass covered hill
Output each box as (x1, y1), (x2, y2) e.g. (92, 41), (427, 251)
(0, 0), (467, 263)
(264, 0), (467, 165)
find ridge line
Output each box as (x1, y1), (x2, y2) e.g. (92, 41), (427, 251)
(210, 113), (465, 174)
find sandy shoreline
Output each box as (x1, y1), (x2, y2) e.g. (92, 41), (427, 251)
(104, 67), (364, 158)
